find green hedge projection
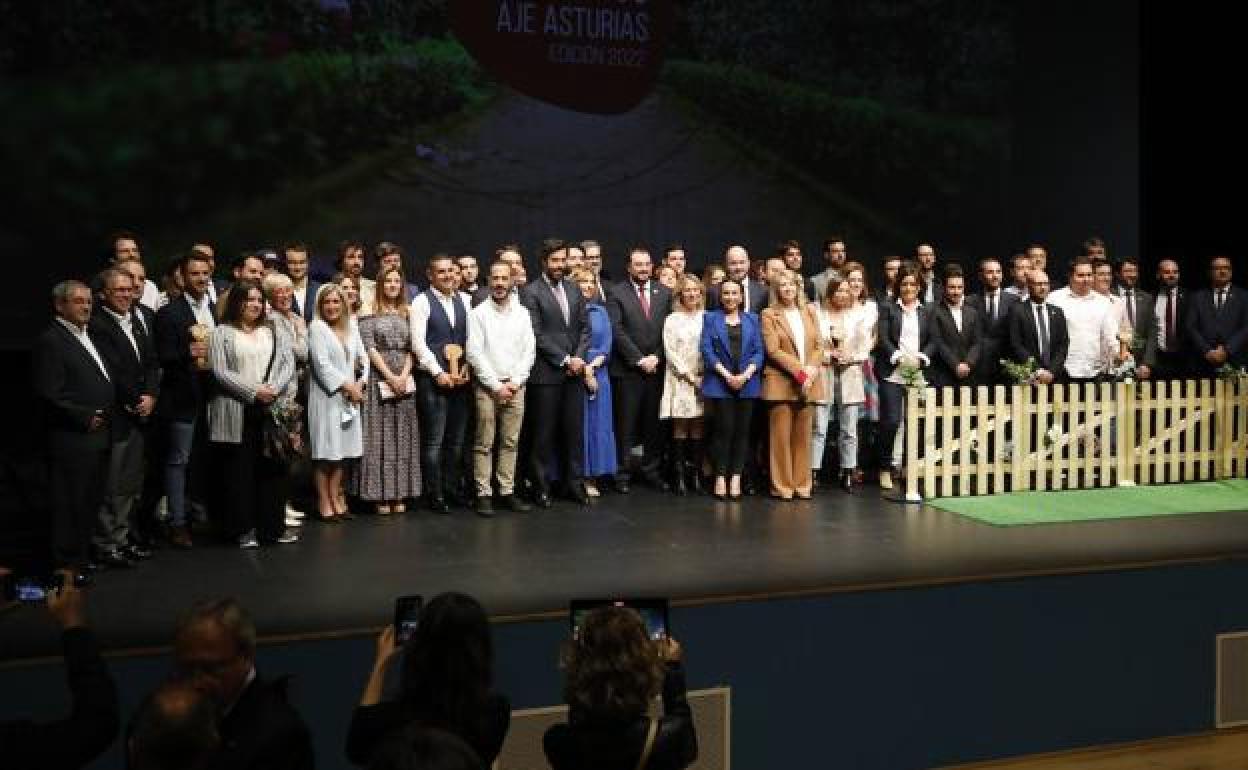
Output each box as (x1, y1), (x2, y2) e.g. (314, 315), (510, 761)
(662, 59), (1009, 248)
(1, 39), (486, 247)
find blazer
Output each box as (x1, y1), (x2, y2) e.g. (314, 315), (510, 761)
(155, 293), (216, 422)
(607, 279), (672, 379)
(521, 275), (591, 386)
(1151, 285), (1188, 356)
(32, 321), (118, 455)
(699, 310), (763, 399)
(707, 277), (768, 314)
(208, 674), (313, 770)
(1008, 300), (1070, 375)
(760, 304), (825, 402)
(544, 664), (697, 770)
(874, 300), (936, 381)
(87, 306), (161, 439)
(927, 302), (984, 388)
(206, 321), (296, 444)
(1187, 285), (1248, 370)
(1117, 287), (1157, 367)
(293, 279), (322, 323)
(967, 291), (1021, 362)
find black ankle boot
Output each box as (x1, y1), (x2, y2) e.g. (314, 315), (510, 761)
(841, 468), (855, 494)
(686, 439), (704, 495)
(671, 439), (688, 496)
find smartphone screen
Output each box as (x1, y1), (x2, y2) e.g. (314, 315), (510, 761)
(16, 578), (48, 603)
(393, 595), (423, 645)
(570, 599), (670, 641)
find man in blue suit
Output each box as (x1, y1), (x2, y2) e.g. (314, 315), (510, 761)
(1187, 255), (1248, 377)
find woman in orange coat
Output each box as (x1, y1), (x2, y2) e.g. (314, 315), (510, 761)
(761, 270), (824, 500)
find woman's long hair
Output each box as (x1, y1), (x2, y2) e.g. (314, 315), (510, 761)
(400, 593), (494, 737)
(561, 606), (663, 723)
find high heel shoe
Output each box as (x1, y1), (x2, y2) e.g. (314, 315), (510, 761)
(713, 477), (727, 500)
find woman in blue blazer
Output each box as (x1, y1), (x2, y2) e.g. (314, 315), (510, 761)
(700, 278), (763, 499)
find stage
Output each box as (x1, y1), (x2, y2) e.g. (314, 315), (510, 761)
(4, 485), (1248, 660)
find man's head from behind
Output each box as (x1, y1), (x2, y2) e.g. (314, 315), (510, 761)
(174, 599), (256, 710)
(129, 681), (220, 770)
(367, 725), (484, 770)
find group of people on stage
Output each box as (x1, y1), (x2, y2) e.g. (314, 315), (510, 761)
(32, 230), (1248, 570)
(5, 579), (697, 770)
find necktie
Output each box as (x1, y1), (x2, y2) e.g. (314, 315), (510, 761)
(1125, 290), (1135, 326)
(638, 283), (650, 319)
(1035, 304), (1049, 367)
(554, 281), (569, 325)
(988, 293), (997, 322)
(1164, 289), (1175, 351)
(129, 310), (147, 360)
(1217, 289), (1227, 311)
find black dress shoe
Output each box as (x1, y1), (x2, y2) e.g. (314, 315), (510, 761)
(121, 544), (152, 561)
(427, 496), (451, 515)
(612, 477), (631, 494)
(642, 472), (670, 492)
(568, 483), (590, 504)
(474, 496), (495, 517)
(498, 495), (531, 512)
(97, 550), (134, 569)
(533, 491), (553, 509)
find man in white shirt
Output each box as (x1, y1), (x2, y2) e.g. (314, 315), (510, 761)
(282, 243), (319, 322)
(466, 262), (536, 516)
(336, 241), (375, 315)
(1047, 256), (1121, 384)
(709, 245), (767, 313)
(410, 255), (472, 513)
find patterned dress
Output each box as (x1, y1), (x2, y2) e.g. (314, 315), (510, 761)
(660, 310), (705, 418)
(354, 313), (421, 501)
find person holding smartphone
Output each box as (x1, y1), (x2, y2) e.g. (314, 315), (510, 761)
(0, 571), (120, 767)
(348, 593), (510, 768)
(545, 605), (697, 770)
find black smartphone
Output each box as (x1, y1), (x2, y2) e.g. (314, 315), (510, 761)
(393, 595), (424, 645)
(569, 598), (670, 641)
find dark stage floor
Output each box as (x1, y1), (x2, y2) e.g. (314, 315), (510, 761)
(4, 487), (1248, 660)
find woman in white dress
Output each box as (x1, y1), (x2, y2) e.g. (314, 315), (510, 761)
(660, 274), (706, 494)
(811, 273), (870, 493)
(308, 283), (369, 520)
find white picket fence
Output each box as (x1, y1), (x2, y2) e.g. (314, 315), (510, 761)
(903, 378), (1248, 501)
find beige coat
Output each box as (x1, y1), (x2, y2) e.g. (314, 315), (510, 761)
(761, 304), (825, 402)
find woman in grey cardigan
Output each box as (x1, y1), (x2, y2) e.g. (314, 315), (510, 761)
(208, 279), (298, 548)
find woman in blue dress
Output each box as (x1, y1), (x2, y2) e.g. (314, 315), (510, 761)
(574, 268), (617, 496)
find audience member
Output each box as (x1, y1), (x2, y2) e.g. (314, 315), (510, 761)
(0, 572), (120, 768)
(347, 593), (510, 768)
(128, 682), (220, 770)
(174, 599), (314, 770)
(365, 726), (484, 770)
(544, 605), (697, 770)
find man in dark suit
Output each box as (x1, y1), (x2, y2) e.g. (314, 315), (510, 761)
(282, 243), (321, 323)
(917, 243), (941, 304)
(967, 257), (1021, 385)
(155, 252), (217, 548)
(1150, 258), (1188, 380)
(927, 269), (983, 389)
(521, 239), (592, 506)
(1187, 255), (1248, 378)
(1008, 270), (1069, 385)
(33, 281), (117, 569)
(174, 599), (313, 770)
(88, 268), (160, 568)
(607, 247), (673, 492)
(1114, 256), (1158, 379)
(707, 245), (768, 313)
